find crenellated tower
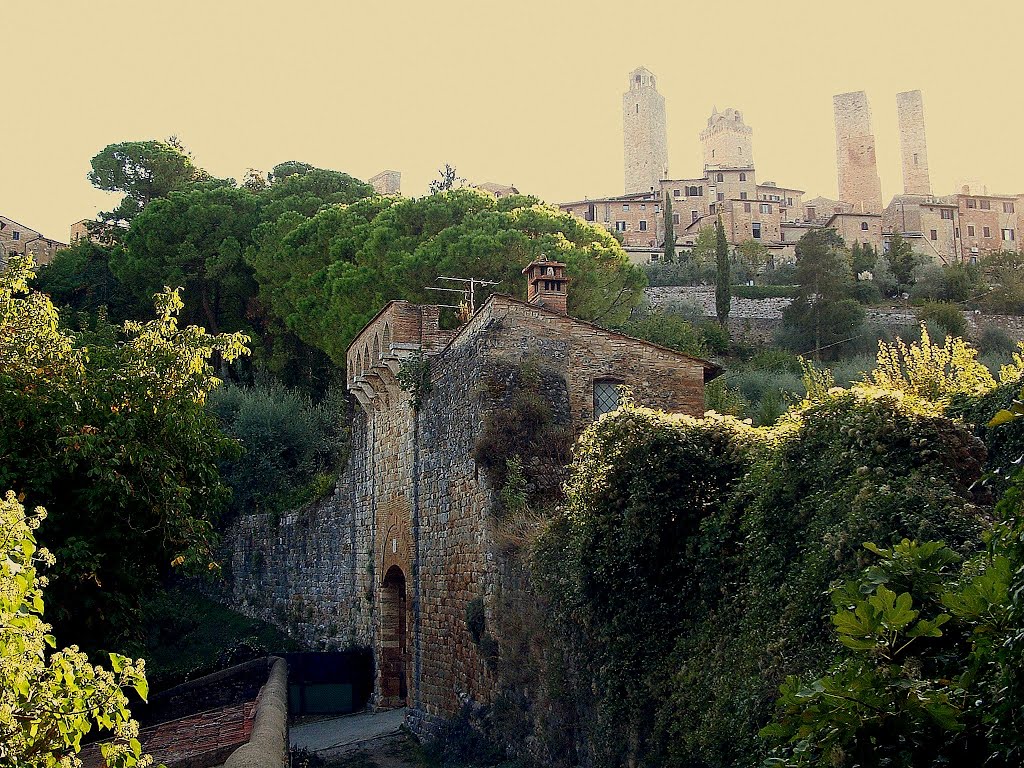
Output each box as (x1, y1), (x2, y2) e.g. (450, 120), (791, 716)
(700, 107), (754, 169)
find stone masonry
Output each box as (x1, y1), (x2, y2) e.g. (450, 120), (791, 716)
(623, 67), (669, 195)
(223, 262), (718, 737)
(833, 91), (883, 214)
(896, 90), (931, 196)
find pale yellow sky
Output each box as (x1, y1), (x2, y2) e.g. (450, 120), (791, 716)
(4, 0), (1023, 241)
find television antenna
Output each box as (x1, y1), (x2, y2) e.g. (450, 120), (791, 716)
(424, 276), (500, 315)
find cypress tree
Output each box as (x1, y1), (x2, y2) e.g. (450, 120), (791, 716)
(715, 216), (731, 326)
(663, 193), (675, 263)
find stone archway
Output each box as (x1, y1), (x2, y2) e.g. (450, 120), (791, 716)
(380, 565), (408, 708)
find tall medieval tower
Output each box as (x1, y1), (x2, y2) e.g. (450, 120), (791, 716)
(833, 91), (883, 213)
(896, 90), (931, 195)
(700, 107), (754, 168)
(623, 67), (669, 194)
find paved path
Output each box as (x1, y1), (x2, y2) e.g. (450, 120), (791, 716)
(291, 708), (407, 752)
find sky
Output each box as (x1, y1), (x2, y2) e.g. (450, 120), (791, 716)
(5, 0), (1024, 241)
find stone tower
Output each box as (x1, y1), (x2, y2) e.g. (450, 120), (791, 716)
(623, 67), (669, 194)
(700, 107), (754, 168)
(896, 90), (931, 195)
(833, 91), (883, 213)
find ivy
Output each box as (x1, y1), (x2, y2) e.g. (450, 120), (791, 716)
(396, 355), (432, 412)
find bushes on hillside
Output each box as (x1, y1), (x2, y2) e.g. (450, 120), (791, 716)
(521, 385), (986, 767)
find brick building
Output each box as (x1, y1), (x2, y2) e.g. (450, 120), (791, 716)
(1, 215), (66, 267)
(222, 260), (718, 735)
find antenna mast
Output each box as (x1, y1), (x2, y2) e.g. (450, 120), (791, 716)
(424, 276), (500, 314)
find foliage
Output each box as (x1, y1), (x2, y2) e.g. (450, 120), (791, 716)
(527, 388), (987, 768)
(132, 587), (297, 689)
(845, 280), (882, 305)
(980, 250), (1024, 315)
(89, 139), (208, 225)
(849, 241), (877, 278)
(977, 325), (1017, 356)
(0, 491), (153, 768)
(249, 189), (646, 363)
(0, 255), (249, 650)
(429, 163), (465, 194)
(735, 239), (771, 281)
(715, 218), (731, 326)
(886, 232), (921, 291)
(869, 324), (994, 402)
(396, 355), (433, 412)
(915, 300), (967, 337)
(207, 381), (348, 519)
(662, 193), (675, 263)
(620, 309), (709, 358)
(32, 241), (145, 326)
(472, 360), (572, 503)
(780, 229), (864, 360)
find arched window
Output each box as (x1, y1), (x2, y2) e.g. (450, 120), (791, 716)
(739, 172), (746, 182)
(716, 173), (724, 183)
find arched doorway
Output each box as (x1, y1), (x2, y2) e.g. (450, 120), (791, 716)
(380, 565), (408, 707)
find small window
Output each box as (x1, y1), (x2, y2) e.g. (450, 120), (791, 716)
(806, 207), (816, 220)
(744, 202), (751, 213)
(654, 205), (660, 213)
(970, 255), (978, 265)
(913, 153), (919, 166)
(981, 200), (991, 210)
(1003, 228), (1016, 242)
(967, 198), (977, 209)
(787, 197), (793, 206)
(861, 221), (869, 231)
(639, 220), (648, 231)
(640, 204), (646, 210)
(691, 210), (699, 222)
(968, 225), (975, 236)
(673, 189), (681, 197)
(984, 226), (992, 238)
(1004, 202), (1015, 213)
(716, 173), (724, 182)
(760, 203), (771, 214)
(623, 204), (629, 211)
(615, 221), (627, 231)
(941, 209), (953, 220)
(930, 229), (938, 241)
(717, 192), (724, 201)
(752, 222), (762, 239)
(673, 213), (680, 225)
(594, 379), (622, 419)
(740, 192), (748, 200)
(709, 203), (716, 215)
(12, 231), (19, 241)
(739, 172), (746, 182)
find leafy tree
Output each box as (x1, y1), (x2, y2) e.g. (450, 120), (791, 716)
(248, 189), (646, 363)
(915, 300), (968, 337)
(885, 232), (921, 291)
(114, 185), (262, 335)
(0, 256), (249, 649)
(32, 240), (145, 326)
(780, 228), (863, 359)
(1, 491), (153, 768)
(269, 160), (315, 180)
(734, 239), (770, 282)
(88, 139), (208, 225)
(258, 165), (374, 220)
(850, 240), (877, 277)
(663, 193), (675, 263)
(715, 217), (730, 326)
(689, 225), (717, 269)
(980, 250), (1024, 314)
(621, 308), (709, 358)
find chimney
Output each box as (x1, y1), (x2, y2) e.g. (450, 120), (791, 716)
(522, 256), (570, 315)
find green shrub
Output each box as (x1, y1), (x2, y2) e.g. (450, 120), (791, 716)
(208, 381), (348, 519)
(915, 300), (968, 337)
(978, 325), (1018, 355)
(846, 280), (883, 305)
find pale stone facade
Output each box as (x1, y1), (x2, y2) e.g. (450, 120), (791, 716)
(623, 67), (669, 194)
(0, 215), (65, 267)
(701, 107), (754, 169)
(897, 90), (931, 195)
(833, 91), (883, 214)
(558, 191), (663, 249)
(369, 170), (402, 196)
(473, 182), (519, 198)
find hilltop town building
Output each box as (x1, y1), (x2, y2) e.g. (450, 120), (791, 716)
(369, 170), (402, 196)
(223, 262), (718, 733)
(833, 91), (883, 214)
(561, 68), (1022, 268)
(0, 215), (65, 267)
(622, 67), (669, 195)
(897, 90), (931, 196)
